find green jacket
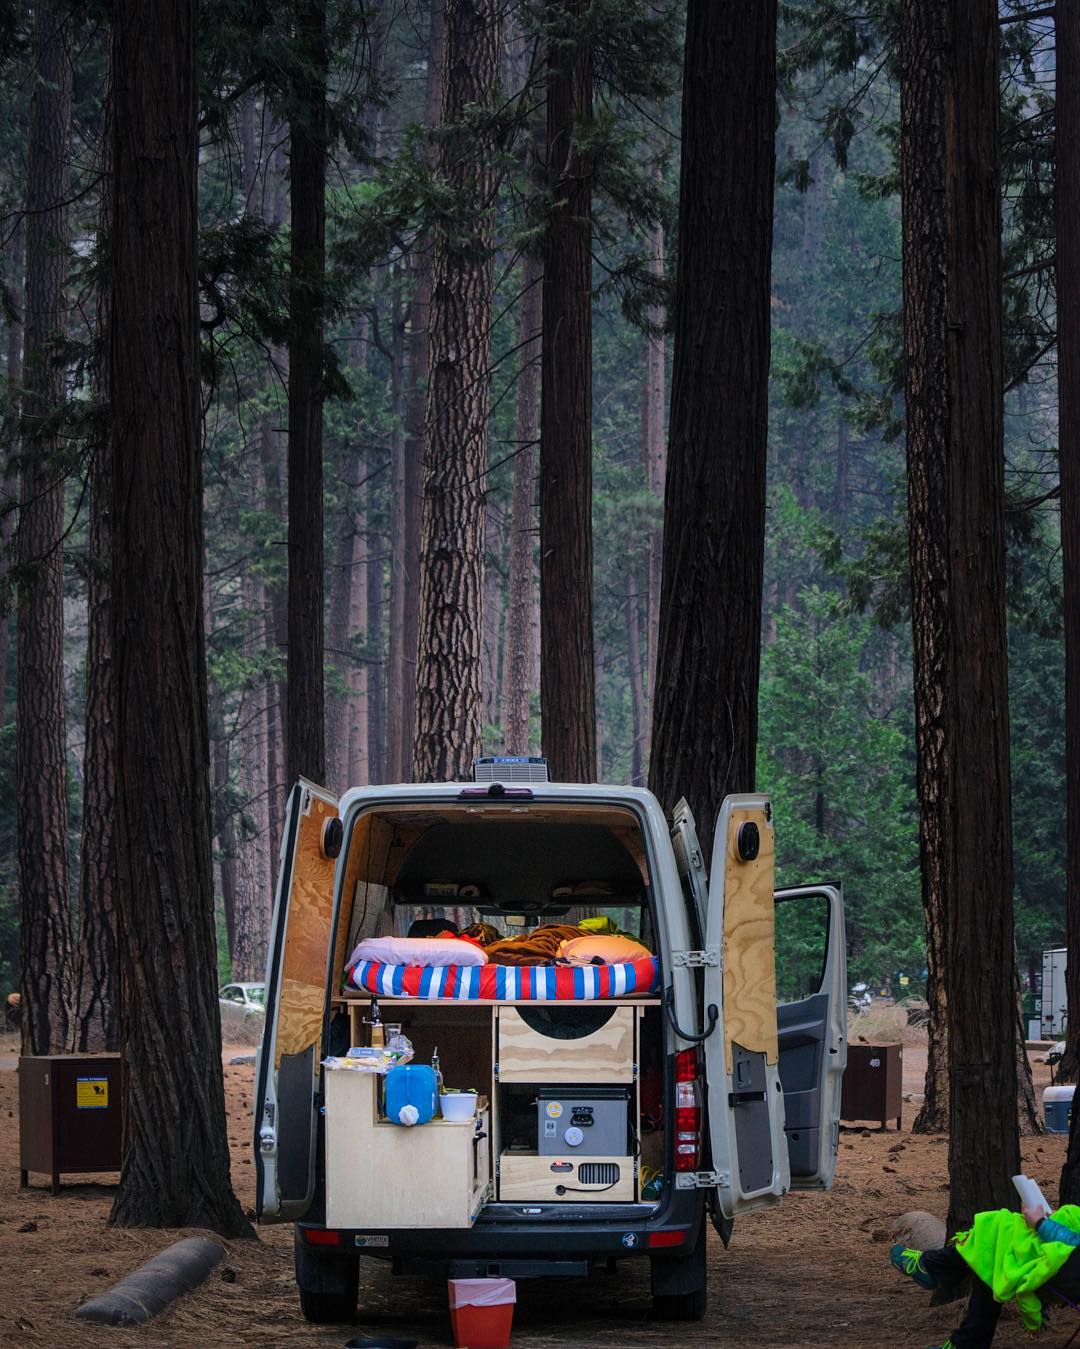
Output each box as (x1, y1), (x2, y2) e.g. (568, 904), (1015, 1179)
(954, 1204), (1080, 1332)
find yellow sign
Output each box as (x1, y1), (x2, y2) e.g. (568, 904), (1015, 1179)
(899, 975), (910, 987)
(77, 1077), (108, 1109)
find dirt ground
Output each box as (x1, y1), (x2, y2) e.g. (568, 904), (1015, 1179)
(0, 1014), (1070, 1348)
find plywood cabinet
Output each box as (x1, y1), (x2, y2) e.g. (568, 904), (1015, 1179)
(325, 1070), (491, 1229)
(496, 1005), (635, 1083)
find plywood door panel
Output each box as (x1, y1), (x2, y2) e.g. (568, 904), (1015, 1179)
(721, 805), (779, 1074)
(276, 787), (339, 1064)
(497, 1006), (634, 1083)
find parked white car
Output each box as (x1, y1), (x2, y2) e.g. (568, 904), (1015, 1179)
(220, 982), (266, 1038)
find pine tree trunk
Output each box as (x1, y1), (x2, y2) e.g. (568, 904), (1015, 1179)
(900, 0), (1018, 1232)
(483, 496), (505, 731)
(539, 0), (595, 783)
(367, 534), (386, 783)
(231, 658), (272, 984)
(626, 572), (646, 787)
(412, 0), (501, 783)
(286, 0), (328, 785)
(71, 65), (118, 1052)
(0, 218), (24, 723)
(392, 1), (446, 782)
(108, 0), (249, 1234)
(346, 494), (370, 785)
(643, 212), (665, 734)
(648, 0), (777, 863)
(386, 269), (411, 780)
(1057, 0), (1080, 1202)
(502, 249), (541, 754)
(325, 493), (356, 794)
(17, 0), (74, 1056)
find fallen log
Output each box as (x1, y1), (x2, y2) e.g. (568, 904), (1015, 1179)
(73, 1236), (225, 1326)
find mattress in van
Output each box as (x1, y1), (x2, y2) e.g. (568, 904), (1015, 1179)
(346, 955), (659, 1000)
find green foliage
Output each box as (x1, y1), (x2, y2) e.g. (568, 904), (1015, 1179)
(758, 587), (921, 989)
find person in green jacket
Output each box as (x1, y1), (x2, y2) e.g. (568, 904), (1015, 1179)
(890, 1201), (1080, 1347)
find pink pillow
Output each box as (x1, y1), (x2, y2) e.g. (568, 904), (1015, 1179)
(557, 934), (651, 966)
(347, 936), (488, 969)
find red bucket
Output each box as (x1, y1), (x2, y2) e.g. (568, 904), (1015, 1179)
(448, 1278), (516, 1349)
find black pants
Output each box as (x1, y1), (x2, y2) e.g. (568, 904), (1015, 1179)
(919, 1243), (1080, 1347)
(919, 1246), (1000, 1347)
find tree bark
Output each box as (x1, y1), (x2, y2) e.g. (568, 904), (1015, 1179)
(900, 0), (1018, 1232)
(626, 572), (646, 786)
(71, 61), (119, 1052)
(539, 0), (595, 783)
(348, 496), (370, 784)
(390, 0), (445, 782)
(325, 489), (357, 794)
(482, 495), (505, 730)
(502, 249), (541, 754)
(1058, 0), (1080, 1203)
(643, 213), (665, 743)
(648, 0), (777, 862)
(412, 0), (501, 782)
(286, 0), (328, 786)
(0, 218), (24, 723)
(367, 532), (386, 782)
(17, 0), (74, 1057)
(108, 0), (249, 1234)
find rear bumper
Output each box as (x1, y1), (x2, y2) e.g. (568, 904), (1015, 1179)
(296, 1188), (703, 1271)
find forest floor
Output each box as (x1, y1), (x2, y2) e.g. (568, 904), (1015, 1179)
(0, 1014), (1069, 1348)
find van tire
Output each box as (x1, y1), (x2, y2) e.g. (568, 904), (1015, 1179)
(294, 1230), (359, 1324)
(298, 1285), (358, 1324)
(650, 1220), (707, 1321)
(651, 1284), (707, 1321)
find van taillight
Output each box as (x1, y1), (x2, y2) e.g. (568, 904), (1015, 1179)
(303, 1227), (342, 1247)
(674, 1048), (702, 1172)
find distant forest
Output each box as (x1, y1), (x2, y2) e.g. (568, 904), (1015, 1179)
(0, 0), (1063, 1004)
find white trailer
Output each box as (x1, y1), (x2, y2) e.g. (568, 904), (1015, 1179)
(1042, 946), (1068, 1040)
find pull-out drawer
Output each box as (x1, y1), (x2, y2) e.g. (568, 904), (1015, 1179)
(499, 1152), (636, 1202)
(496, 1005), (635, 1083)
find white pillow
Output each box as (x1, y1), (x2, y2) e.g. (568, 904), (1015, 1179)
(347, 935), (488, 968)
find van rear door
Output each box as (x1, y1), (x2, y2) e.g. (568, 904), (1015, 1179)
(774, 885), (847, 1189)
(670, 797), (708, 941)
(703, 795), (789, 1219)
(254, 779), (340, 1222)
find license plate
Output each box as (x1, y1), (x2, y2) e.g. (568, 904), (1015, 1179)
(354, 1235), (389, 1248)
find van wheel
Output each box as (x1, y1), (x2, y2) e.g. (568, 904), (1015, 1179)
(294, 1229), (359, 1323)
(651, 1284), (707, 1321)
(299, 1285), (359, 1324)
(650, 1220), (707, 1321)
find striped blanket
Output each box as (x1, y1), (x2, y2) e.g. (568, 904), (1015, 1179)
(346, 955), (660, 1001)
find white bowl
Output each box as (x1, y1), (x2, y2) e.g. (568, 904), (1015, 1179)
(440, 1093), (477, 1121)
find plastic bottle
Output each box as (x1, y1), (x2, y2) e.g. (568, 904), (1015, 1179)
(367, 996), (385, 1049)
(431, 1045), (444, 1115)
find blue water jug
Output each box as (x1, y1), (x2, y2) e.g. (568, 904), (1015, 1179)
(384, 1064), (437, 1126)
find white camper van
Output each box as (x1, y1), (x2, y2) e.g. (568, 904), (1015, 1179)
(254, 763), (847, 1324)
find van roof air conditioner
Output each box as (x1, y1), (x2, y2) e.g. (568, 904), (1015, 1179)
(473, 755), (549, 784)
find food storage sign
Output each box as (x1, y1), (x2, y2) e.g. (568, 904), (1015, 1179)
(77, 1077), (109, 1109)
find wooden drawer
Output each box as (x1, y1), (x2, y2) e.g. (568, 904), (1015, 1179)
(496, 1005), (635, 1083)
(498, 1152), (636, 1203)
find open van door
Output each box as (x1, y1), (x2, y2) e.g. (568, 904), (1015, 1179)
(254, 779), (340, 1222)
(670, 797), (708, 942)
(774, 885), (847, 1189)
(703, 795), (790, 1219)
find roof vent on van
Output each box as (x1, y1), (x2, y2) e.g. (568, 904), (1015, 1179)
(473, 755), (549, 784)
